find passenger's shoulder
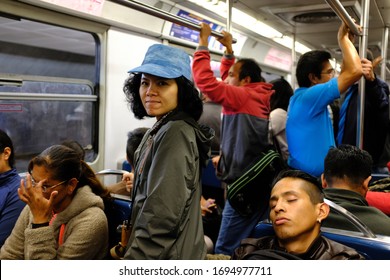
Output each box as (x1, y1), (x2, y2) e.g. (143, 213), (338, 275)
(322, 236), (365, 260)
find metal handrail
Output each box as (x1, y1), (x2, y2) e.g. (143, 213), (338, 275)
(325, 0), (362, 36)
(95, 169), (129, 176)
(110, 0), (237, 43)
(324, 198), (377, 238)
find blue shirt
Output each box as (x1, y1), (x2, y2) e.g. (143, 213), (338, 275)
(286, 78), (340, 177)
(0, 169), (25, 247)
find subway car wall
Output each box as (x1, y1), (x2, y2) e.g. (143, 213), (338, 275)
(0, 0), (289, 174)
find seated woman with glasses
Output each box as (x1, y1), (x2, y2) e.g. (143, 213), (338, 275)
(0, 145), (110, 259)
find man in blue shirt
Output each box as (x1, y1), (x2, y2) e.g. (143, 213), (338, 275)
(286, 21), (363, 177)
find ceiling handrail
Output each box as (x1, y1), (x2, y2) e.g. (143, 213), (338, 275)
(111, 0), (237, 43)
(325, 0), (362, 36)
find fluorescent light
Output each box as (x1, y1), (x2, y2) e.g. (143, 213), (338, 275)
(294, 41), (312, 54)
(187, 0), (312, 53)
(273, 36), (312, 54)
(232, 8), (282, 38)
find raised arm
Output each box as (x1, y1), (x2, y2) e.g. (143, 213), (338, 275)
(198, 22), (212, 48)
(337, 21), (363, 93)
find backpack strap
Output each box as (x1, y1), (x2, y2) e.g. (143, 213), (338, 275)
(227, 149), (280, 199)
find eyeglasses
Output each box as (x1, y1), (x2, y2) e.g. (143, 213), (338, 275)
(321, 69), (336, 77)
(31, 177), (68, 193)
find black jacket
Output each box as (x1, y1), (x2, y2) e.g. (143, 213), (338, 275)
(233, 235), (365, 260)
(341, 77), (390, 165)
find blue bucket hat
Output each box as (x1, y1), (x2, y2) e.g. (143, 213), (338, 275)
(128, 44), (192, 81)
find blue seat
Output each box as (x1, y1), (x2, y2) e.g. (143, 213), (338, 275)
(202, 159), (222, 188)
(122, 160), (132, 172)
(95, 169), (132, 253)
(322, 230), (390, 260)
(105, 194), (132, 253)
(109, 194), (132, 223)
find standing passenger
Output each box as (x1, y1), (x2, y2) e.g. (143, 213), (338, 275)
(0, 145), (109, 259)
(192, 23), (274, 256)
(0, 129), (25, 247)
(286, 21), (363, 177)
(198, 94), (222, 156)
(107, 127), (149, 196)
(122, 44), (213, 259)
(269, 78), (294, 162)
(337, 51), (390, 173)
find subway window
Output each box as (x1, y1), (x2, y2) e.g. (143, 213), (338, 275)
(0, 15), (99, 172)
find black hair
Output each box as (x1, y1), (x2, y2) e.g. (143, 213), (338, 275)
(237, 58), (263, 83)
(126, 127), (149, 167)
(296, 50), (332, 87)
(272, 169), (324, 204)
(28, 145), (110, 200)
(0, 129), (15, 168)
(61, 139), (85, 160)
(123, 74), (203, 121)
(269, 78), (294, 111)
(324, 144), (372, 187)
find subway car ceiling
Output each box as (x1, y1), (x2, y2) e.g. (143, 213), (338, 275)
(3, 0), (389, 81)
(171, 0), (390, 80)
(0, 0), (292, 76)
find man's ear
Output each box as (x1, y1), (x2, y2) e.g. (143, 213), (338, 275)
(240, 76), (251, 85)
(321, 174), (328, 188)
(2, 147), (11, 161)
(318, 202), (330, 222)
(309, 73), (319, 85)
(363, 176), (371, 189)
(361, 176), (372, 197)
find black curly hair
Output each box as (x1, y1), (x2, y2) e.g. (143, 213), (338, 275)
(123, 74), (203, 121)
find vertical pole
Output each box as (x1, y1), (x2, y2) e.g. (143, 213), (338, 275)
(356, 0), (370, 149)
(381, 27), (389, 80)
(226, 0), (233, 33)
(291, 33), (296, 89)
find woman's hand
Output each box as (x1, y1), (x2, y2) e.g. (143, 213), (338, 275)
(18, 173), (57, 223)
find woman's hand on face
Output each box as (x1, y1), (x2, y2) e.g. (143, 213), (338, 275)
(18, 173), (58, 223)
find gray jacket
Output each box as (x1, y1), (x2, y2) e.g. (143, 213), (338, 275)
(124, 112), (213, 259)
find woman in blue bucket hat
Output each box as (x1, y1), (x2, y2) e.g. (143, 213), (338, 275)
(123, 44), (214, 259)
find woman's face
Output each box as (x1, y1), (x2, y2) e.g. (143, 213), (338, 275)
(31, 165), (70, 210)
(139, 74), (178, 120)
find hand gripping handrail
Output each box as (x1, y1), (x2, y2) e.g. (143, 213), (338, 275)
(325, 0), (362, 36)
